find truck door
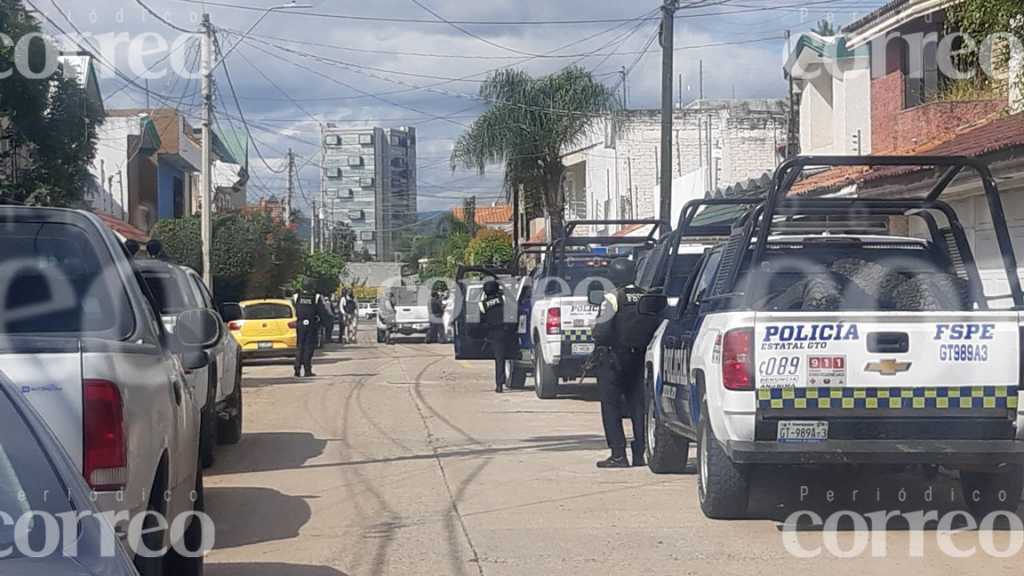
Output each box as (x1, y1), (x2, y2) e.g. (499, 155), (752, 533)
(453, 266), (509, 360)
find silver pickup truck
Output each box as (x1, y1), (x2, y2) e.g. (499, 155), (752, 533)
(0, 207), (220, 576)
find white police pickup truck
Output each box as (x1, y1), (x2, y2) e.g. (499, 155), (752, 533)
(642, 156), (1024, 520)
(529, 220), (667, 399)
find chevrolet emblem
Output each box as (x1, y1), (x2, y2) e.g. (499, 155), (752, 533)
(865, 359), (912, 376)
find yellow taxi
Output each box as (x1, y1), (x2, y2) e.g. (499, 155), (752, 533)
(229, 299), (298, 359)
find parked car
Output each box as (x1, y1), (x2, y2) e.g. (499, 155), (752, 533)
(358, 302), (378, 320)
(230, 298), (298, 359)
(376, 287), (429, 344)
(138, 260), (244, 468)
(0, 206), (217, 576)
(0, 372), (140, 575)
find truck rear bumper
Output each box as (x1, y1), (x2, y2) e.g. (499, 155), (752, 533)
(725, 439), (1024, 466)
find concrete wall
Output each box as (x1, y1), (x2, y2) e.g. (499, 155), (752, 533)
(89, 116), (142, 219)
(567, 101), (786, 226)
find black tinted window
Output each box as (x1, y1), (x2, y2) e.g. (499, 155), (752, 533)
(0, 222), (132, 337)
(243, 303), (293, 320)
(142, 272), (191, 314)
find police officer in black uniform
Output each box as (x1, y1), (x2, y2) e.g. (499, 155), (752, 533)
(293, 278), (331, 377)
(479, 279), (513, 393)
(591, 258), (660, 468)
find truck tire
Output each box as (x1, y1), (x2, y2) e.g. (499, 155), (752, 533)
(134, 468), (168, 576)
(645, 387), (689, 474)
(217, 364), (243, 445)
(893, 273), (971, 311)
(506, 360), (527, 390)
(959, 465), (1024, 519)
(199, 369), (217, 469)
(166, 465), (205, 576)
(765, 277), (844, 311)
(377, 328), (385, 343)
(830, 258), (906, 308)
(697, 402), (749, 519)
(534, 352), (560, 399)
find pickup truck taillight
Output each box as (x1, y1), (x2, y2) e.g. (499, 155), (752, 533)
(288, 320), (297, 329)
(546, 308), (561, 335)
(722, 329), (754, 391)
(83, 380), (127, 491)
(228, 320), (244, 331)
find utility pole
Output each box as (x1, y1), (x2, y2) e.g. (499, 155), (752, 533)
(311, 201), (317, 254)
(678, 73), (683, 108)
(785, 29), (796, 159)
(200, 13), (214, 289)
(659, 0), (679, 225)
(620, 66), (628, 108)
(699, 59), (704, 100)
(284, 148), (294, 223)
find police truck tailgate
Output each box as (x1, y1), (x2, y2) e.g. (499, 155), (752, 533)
(753, 312), (1020, 440)
(560, 297), (600, 357)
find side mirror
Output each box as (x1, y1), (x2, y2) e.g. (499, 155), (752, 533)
(638, 294), (668, 316)
(174, 309), (222, 351)
(181, 351), (209, 371)
(221, 302), (243, 323)
(588, 289), (605, 307)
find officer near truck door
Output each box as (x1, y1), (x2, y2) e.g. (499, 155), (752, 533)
(591, 258), (660, 468)
(479, 279), (513, 393)
(293, 278), (331, 377)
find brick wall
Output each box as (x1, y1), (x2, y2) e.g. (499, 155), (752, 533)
(590, 102), (786, 219)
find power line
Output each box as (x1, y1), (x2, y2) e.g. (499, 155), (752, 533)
(134, 0), (195, 33)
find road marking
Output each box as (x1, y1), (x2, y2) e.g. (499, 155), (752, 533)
(459, 361), (473, 369)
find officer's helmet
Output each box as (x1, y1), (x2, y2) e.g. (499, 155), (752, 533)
(483, 279), (500, 296)
(608, 258), (636, 288)
(301, 277), (317, 292)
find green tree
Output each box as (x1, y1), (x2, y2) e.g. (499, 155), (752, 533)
(246, 208), (305, 297)
(465, 229), (514, 267)
(435, 211), (470, 237)
(813, 18), (841, 36)
(451, 66), (618, 240)
(946, 0), (1024, 104)
(293, 251), (344, 295)
(0, 0), (103, 206)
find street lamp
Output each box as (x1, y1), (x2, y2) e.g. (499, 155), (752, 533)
(199, 2), (311, 289)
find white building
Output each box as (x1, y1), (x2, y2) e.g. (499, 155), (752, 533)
(561, 99), (786, 231)
(784, 32), (872, 156)
(321, 125), (418, 259)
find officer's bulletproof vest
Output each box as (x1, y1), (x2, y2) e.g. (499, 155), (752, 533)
(481, 294), (505, 327)
(294, 291), (319, 321)
(613, 285), (659, 349)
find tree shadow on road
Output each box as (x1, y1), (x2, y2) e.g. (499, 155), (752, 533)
(205, 487), (313, 550)
(209, 432), (330, 476)
(208, 563), (350, 576)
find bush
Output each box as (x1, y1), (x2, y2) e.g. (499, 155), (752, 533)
(465, 229), (514, 267)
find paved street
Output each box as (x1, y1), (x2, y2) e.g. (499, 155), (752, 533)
(205, 323), (1024, 576)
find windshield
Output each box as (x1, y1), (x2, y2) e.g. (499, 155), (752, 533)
(0, 388), (74, 560)
(0, 221), (132, 337)
(141, 272), (191, 315)
(243, 303), (294, 320)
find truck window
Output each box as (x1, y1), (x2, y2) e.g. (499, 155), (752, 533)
(0, 222), (133, 338)
(689, 250), (724, 309)
(142, 271), (192, 315)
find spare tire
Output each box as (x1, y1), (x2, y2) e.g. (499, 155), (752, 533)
(765, 277), (844, 311)
(830, 258), (907, 309)
(892, 274), (972, 311)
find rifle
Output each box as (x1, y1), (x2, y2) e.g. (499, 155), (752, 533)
(576, 345), (609, 380)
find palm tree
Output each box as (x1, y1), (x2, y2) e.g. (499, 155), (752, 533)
(450, 66), (619, 240)
(813, 19), (841, 36)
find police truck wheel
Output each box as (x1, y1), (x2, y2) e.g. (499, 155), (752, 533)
(217, 364), (243, 445)
(199, 369), (217, 468)
(507, 360), (527, 390)
(697, 402), (749, 519)
(534, 353), (559, 399)
(959, 465), (1024, 519)
(165, 465), (205, 576)
(376, 329), (385, 343)
(645, 389), (689, 474)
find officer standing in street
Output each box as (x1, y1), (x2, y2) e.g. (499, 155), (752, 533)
(479, 279), (513, 393)
(293, 278), (331, 378)
(591, 258), (659, 468)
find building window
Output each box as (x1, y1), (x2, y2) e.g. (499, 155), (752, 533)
(347, 156), (364, 167)
(325, 134), (342, 146)
(329, 189), (352, 200)
(358, 134), (374, 145)
(390, 135), (407, 147)
(359, 230), (375, 241)
(326, 167), (343, 179)
(359, 177), (375, 187)
(349, 209), (365, 220)
(903, 37), (941, 109)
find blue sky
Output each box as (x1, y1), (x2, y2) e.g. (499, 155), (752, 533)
(39, 0), (886, 213)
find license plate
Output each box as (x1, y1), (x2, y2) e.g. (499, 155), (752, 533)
(572, 343), (595, 356)
(777, 421), (828, 443)
(517, 316), (527, 334)
(258, 342), (273, 350)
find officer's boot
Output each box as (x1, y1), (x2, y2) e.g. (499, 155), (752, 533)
(495, 382), (504, 394)
(596, 452), (630, 469)
(631, 441), (646, 467)
(304, 366), (316, 377)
